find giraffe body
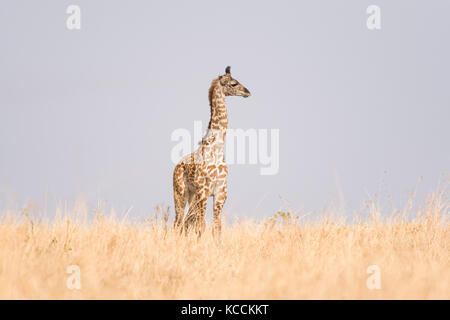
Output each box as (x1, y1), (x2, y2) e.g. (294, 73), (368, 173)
(173, 67), (250, 235)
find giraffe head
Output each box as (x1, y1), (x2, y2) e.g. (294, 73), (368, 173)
(219, 66), (251, 98)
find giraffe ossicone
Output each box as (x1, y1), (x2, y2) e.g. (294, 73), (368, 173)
(173, 66), (251, 236)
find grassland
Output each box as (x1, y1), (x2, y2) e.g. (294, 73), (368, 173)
(0, 187), (448, 299)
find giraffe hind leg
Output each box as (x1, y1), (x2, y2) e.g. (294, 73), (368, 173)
(173, 163), (186, 229)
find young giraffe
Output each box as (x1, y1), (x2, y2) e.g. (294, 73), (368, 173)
(173, 66), (251, 236)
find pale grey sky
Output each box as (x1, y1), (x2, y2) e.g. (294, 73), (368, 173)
(0, 1), (449, 221)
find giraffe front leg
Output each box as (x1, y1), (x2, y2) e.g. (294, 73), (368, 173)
(213, 186), (227, 237)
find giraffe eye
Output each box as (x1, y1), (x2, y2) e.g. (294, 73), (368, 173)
(231, 83), (238, 87)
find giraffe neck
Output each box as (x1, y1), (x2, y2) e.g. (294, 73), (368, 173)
(208, 82), (228, 131)
(202, 80), (227, 147)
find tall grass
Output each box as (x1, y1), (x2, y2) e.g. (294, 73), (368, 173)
(0, 188), (448, 299)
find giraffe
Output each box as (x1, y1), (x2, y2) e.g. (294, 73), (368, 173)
(173, 66), (251, 236)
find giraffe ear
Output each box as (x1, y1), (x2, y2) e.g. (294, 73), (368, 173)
(225, 66), (231, 74)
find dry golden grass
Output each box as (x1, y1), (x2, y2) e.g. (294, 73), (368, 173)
(0, 188), (448, 299)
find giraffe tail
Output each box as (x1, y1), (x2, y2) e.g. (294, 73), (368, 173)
(183, 196), (203, 229)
